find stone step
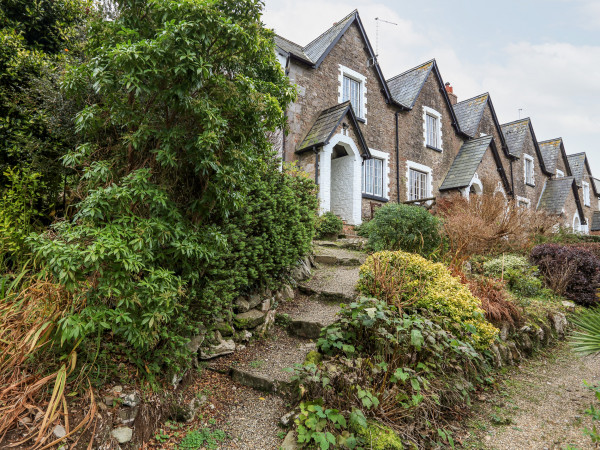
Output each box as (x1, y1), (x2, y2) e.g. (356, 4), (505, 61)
(277, 296), (341, 339)
(297, 264), (360, 303)
(213, 327), (314, 397)
(313, 245), (366, 267)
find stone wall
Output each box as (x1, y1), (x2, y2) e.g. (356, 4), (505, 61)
(512, 128), (547, 208)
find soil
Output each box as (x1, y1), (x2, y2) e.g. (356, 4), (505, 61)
(462, 342), (600, 450)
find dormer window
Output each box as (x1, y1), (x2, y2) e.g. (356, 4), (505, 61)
(524, 154), (534, 186)
(338, 65), (367, 121)
(422, 106), (442, 151)
(583, 181), (591, 206)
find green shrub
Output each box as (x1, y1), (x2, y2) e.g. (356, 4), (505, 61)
(293, 297), (490, 448)
(315, 211), (343, 239)
(483, 254), (543, 297)
(357, 203), (441, 256)
(352, 421), (403, 449)
(357, 251), (498, 349)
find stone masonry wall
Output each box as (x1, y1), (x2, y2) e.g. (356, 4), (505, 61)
(512, 128), (547, 208)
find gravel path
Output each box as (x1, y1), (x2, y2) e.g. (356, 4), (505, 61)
(277, 293), (341, 328)
(299, 264), (360, 300)
(464, 342), (600, 449)
(313, 244), (367, 263)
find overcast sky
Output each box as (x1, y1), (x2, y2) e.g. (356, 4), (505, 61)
(263, 0), (600, 177)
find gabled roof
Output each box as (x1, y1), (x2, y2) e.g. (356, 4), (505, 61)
(385, 59), (464, 136)
(439, 135), (507, 191)
(274, 10), (392, 103)
(387, 61), (434, 109)
(501, 119), (530, 158)
(537, 177), (576, 215)
(296, 101), (371, 157)
(567, 153), (586, 186)
(591, 211), (600, 232)
(539, 138), (572, 177)
(501, 118), (551, 175)
(537, 176), (586, 223)
(453, 93), (489, 138)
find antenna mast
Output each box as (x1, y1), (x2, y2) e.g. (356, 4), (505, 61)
(375, 17), (398, 61)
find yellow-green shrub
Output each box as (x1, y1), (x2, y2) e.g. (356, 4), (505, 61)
(357, 251), (498, 349)
(353, 421), (403, 449)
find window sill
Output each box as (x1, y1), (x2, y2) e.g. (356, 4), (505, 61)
(362, 193), (389, 203)
(356, 117), (366, 124)
(525, 182), (535, 187)
(426, 145), (442, 153)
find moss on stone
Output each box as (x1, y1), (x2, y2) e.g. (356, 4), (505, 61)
(215, 322), (234, 337)
(355, 421), (403, 449)
(304, 350), (322, 366)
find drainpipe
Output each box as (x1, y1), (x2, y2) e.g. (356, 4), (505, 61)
(510, 158), (515, 198)
(313, 146), (319, 186)
(395, 111), (400, 203)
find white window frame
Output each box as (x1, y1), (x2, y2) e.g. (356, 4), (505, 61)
(362, 149), (389, 199)
(363, 158), (383, 197)
(406, 161), (433, 202)
(583, 181), (591, 207)
(556, 169), (564, 178)
(524, 154), (534, 186)
(338, 65), (367, 122)
(516, 195), (530, 209)
(422, 106), (443, 151)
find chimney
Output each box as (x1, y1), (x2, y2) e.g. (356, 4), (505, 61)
(445, 82), (458, 105)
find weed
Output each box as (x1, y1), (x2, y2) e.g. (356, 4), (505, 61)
(178, 428), (227, 449)
(250, 360), (264, 369)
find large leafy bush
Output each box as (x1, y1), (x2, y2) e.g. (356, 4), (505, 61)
(530, 244), (600, 306)
(357, 251), (498, 349)
(483, 254), (543, 298)
(294, 297), (489, 447)
(29, 0), (313, 374)
(358, 203), (441, 256)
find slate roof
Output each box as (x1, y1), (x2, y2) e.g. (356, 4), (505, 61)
(537, 177), (575, 215)
(567, 153), (586, 186)
(538, 139), (562, 174)
(453, 94), (489, 137)
(591, 211), (600, 232)
(501, 118), (530, 158)
(296, 101), (370, 157)
(274, 10), (356, 66)
(439, 136), (493, 190)
(386, 61), (434, 109)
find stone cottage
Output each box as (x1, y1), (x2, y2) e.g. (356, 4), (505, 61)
(274, 9), (599, 231)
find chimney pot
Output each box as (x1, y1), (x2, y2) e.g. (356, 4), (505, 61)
(445, 82), (458, 105)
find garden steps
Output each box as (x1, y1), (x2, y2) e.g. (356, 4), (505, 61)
(312, 244), (366, 267)
(298, 264), (360, 303)
(277, 294), (341, 339)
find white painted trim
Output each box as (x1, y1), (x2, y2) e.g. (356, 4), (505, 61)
(318, 133), (363, 225)
(422, 106), (443, 151)
(338, 65), (367, 122)
(516, 195), (531, 208)
(365, 148), (390, 200)
(556, 169), (564, 178)
(494, 181), (507, 199)
(523, 153), (534, 185)
(406, 160), (433, 202)
(583, 180), (591, 206)
(573, 212), (581, 233)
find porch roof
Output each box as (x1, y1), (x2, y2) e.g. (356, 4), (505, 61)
(439, 135), (493, 191)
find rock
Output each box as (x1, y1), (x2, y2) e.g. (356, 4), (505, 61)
(104, 396), (116, 406)
(489, 344), (503, 368)
(248, 294), (262, 310)
(172, 372), (184, 388)
(561, 300), (576, 312)
(281, 284), (295, 301)
(291, 259), (311, 282)
(111, 427), (133, 444)
(234, 309), (266, 330)
(122, 393), (140, 407)
(507, 342), (522, 363)
(98, 402), (108, 411)
(281, 430), (299, 449)
(186, 334), (204, 354)
(261, 298), (272, 312)
(550, 313), (568, 337)
(118, 406), (139, 424)
(53, 425), (66, 439)
(235, 296), (250, 313)
(234, 330), (252, 343)
(280, 411), (296, 427)
(257, 310), (276, 336)
(200, 339), (236, 360)
(112, 385), (123, 394)
(171, 396), (206, 422)
(500, 324), (512, 342)
(19, 417), (32, 424)
(517, 332), (533, 355)
(216, 321), (234, 337)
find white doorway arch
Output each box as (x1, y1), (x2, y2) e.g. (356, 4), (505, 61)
(318, 133), (363, 225)
(573, 213), (581, 233)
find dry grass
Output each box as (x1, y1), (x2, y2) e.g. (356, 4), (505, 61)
(0, 277), (96, 448)
(436, 193), (557, 266)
